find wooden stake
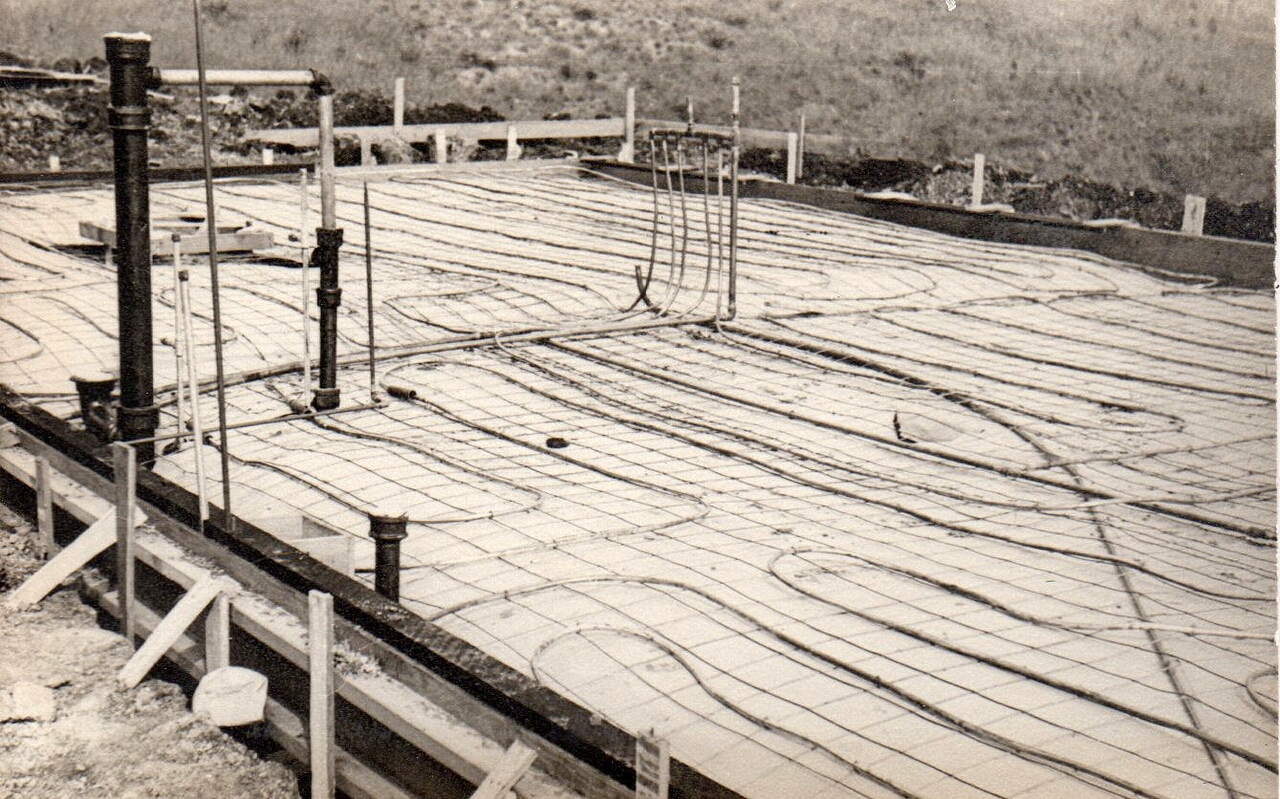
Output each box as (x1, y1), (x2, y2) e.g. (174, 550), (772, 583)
(262, 147), (274, 166)
(4, 510), (116, 609)
(34, 456), (55, 558)
(48, 154), (61, 173)
(206, 592), (230, 672)
(113, 443), (137, 649)
(470, 740), (536, 799)
(971, 153), (986, 207)
(359, 136), (373, 167)
(505, 124), (521, 161)
(309, 590), (335, 799)
(118, 576), (224, 688)
(433, 129), (448, 164)
(1182, 194), (1206, 236)
(620, 86), (636, 163)
(634, 732), (670, 799)
(797, 113), (806, 179)
(785, 131), (798, 185)
(393, 77), (406, 135)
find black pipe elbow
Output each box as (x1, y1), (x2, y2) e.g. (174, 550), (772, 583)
(310, 70), (334, 96)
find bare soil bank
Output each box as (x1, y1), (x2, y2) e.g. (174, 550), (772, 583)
(1, 64), (1272, 243)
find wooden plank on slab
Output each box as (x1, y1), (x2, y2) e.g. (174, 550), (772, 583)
(77, 221), (273, 253)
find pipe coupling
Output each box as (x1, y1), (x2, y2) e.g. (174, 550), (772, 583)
(108, 105), (152, 132)
(311, 387), (340, 411)
(315, 286), (342, 309)
(116, 403), (160, 443)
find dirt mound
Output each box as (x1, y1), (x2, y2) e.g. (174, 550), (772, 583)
(0, 502), (299, 799)
(2, 60), (1272, 243)
(750, 150), (1275, 244)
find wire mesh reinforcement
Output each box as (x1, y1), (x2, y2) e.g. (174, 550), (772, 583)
(0, 165), (1274, 799)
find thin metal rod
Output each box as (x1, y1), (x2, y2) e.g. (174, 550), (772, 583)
(124, 400), (383, 446)
(193, 0), (234, 530)
(178, 271), (210, 522)
(363, 182), (377, 401)
(728, 77), (740, 320)
(715, 149), (725, 319)
(170, 234), (185, 447)
(300, 168), (312, 398)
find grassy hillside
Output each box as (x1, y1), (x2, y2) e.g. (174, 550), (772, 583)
(2, 0), (1273, 200)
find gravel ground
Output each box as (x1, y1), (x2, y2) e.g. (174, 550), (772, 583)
(0, 500), (300, 799)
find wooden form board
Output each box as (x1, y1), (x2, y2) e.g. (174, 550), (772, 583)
(78, 221), (273, 254)
(248, 117), (627, 149)
(0, 425), (620, 799)
(588, 161), (1275, 289)
(85, 574), (419, 799)
(635, 119), (848, 155)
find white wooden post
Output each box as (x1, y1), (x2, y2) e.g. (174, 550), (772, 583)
(359, 136), (373, 167)
(206, 592), (231, 672)
(635, 732), (669, 799)
(113, 443), (137, 650)
(433, 129), (448, 164)
(34, 456), (55, 558)
(619, 86), (636, 163)
(262, 147), (274, 166)
(785, 131), (798, 185)
(1182, 194), (1206, 236)
(505, 124), (521, 161)
(971, 153), (986, 207)
(796, 113), (806, 180)
(48, 154), (61, 172)
(309, 590), (335, 799)
(393, 77), (406, 136)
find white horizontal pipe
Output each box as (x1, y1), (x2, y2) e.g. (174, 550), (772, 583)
(158, 68), (317, 87)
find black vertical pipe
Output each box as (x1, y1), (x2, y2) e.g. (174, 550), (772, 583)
(311, 226), (343, 410)
(106, 33), (158, 464)
(311, 86), (341, 412)
(368, 511), (407, 602)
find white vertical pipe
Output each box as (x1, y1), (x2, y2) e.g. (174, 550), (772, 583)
(318, 95), (336, 229)
(170, 233), (185, 446)
(178, 272), (210, 522)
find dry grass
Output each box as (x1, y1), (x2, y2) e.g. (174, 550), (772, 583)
(1, 0), (1273, 199)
